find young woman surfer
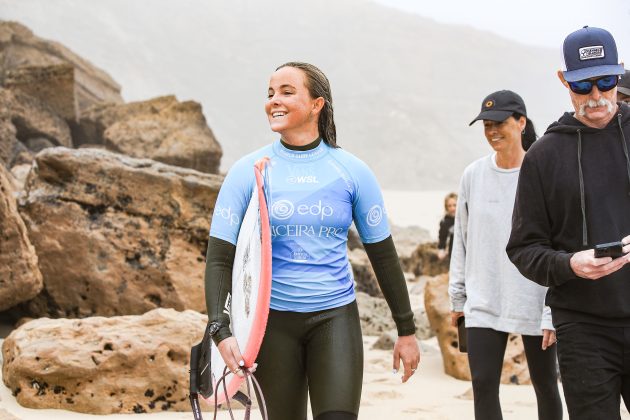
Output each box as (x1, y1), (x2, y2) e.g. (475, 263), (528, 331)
(205, 62), (420, 420)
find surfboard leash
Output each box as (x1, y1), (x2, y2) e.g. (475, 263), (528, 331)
(190, 364), (268, 420)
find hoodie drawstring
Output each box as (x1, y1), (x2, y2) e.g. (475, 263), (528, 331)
(577, 114), (630, 248)
(617, 113), (630, 196)
(577, 129), (588, 246)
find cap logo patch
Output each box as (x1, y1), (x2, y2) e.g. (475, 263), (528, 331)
(485, 100), (494, 108)
(579, 46), (605, 61)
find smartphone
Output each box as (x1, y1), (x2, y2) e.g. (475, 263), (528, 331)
(457, 316), (467, 353)
(594, 241), (625, 258)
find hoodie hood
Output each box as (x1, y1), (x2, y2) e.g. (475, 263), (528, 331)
(545, 102), (630, 135)
(543, 103), (630, 247)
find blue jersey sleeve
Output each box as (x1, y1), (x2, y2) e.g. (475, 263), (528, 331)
(209, 158), (255, 245)
(350, 159), (390, 244)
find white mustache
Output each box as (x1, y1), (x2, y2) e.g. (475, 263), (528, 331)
(578, 98), (614, 116)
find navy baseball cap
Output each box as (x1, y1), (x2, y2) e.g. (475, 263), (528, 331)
(469, 90), (527, 126)
(562, 26), (624, 82)
(619, 70), (630, 96)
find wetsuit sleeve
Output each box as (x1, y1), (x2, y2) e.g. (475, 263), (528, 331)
(204, 236), (236, 345)
(205, 157), (254, 344)
(448, 173), (468, 312)
(506, 153), (575, 287)
(437, 217), (448, 250)
(363, 236), (416, 336)
(351, 161), (390, 243)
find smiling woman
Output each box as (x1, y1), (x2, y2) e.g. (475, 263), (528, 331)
(449, 90), (563, 420)
(204, 62), (420, 420)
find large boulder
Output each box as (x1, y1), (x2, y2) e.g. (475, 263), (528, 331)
(0, 165), (42, 311)
(0, 21), (123, 113)
(2, 308), (210, 414)
(424, 274), (531, 384)
(356, 292), (429, 340)
(4, 63), (78, 122)
(390, 223), (432, 261)
(402, 242), (449, 277)
(349, 248), (381, 298)
(17, 147), (223, 318)
(75, 96), (222, 174)
(0, 88), (72, 167)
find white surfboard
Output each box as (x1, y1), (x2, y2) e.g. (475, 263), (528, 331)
(207, 161), (272, 406)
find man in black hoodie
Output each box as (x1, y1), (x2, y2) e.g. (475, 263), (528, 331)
(507, 26), (630, 418)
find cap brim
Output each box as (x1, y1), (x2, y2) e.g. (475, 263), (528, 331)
(469, 110), (512, 126)
(618, 86), (630, 96)
(563, 64), (625, 82)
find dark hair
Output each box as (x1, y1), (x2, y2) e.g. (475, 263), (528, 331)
(275, 62), (338, 148)
(513, 113), (537, 151)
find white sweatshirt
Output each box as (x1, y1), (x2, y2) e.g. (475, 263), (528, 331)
(448, 154), (553, 335)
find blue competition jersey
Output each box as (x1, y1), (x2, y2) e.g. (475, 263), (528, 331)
(210, 140), (390, 312)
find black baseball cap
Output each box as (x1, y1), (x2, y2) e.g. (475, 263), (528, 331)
(469, 90), (527, 126)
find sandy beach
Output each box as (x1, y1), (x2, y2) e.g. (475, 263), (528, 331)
(0, 334), (593, 420)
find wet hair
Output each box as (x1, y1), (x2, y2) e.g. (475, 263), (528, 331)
(513, 113), (537, 151)
(444, 192), (458, 211)
(275, 62), (338, 148)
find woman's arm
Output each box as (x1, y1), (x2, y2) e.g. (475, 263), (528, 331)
(204, 236), (236, 345)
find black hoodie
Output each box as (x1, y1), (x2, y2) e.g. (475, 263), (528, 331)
(507, 103), (630, 327)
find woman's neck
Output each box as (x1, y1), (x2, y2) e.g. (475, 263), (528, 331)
(495, 146), (525, 169)
(281, 137), (321, 151)
(280, 126), (321, 147)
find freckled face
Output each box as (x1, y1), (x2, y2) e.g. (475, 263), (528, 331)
(265, 67), (319, 136)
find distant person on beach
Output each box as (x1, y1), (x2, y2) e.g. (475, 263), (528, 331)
(507, 26), (630, 419)
(205, 62), (419, 420)
(437, 192), (457, 261)
(618, 70), (630, 104)
(449, 90), (562, 420)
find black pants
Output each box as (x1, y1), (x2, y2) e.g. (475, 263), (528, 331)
(467, 327), (563, 420)
(556, 322), (630, 420)
(254, 301), (363, 420)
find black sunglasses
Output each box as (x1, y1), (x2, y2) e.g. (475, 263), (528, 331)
(568, 75), (619, 95)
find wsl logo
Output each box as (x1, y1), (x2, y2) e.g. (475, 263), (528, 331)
(287, 175), (319, 184)
(271, 200), (295, 220)
(366, 204), (384, 227)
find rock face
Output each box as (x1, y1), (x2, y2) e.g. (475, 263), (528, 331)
(356, 292), (429, 340)
(0, 87), (72, 167)
(349, 248), (381, 298)
(2, 308), (209, 414)
(76, 96), (222, 174)
(390, 224), (432, 261)
(402, 242), (450, 277)
(0, 21), (123, 113)
(424, 274), (531, 384)
(0, 165), (42, 311)
(18, 147), (223, 318)
(4, 64), (78, 121)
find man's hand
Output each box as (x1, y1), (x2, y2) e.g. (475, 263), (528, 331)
(542, 329), (556, 350)
(570, 248), (629, 280)
(393, 335), (420, 383)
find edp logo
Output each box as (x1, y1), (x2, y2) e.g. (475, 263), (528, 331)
(214, 205), (240, 226)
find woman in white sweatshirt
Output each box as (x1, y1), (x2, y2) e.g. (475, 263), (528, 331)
(448, 90), (562, 420)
